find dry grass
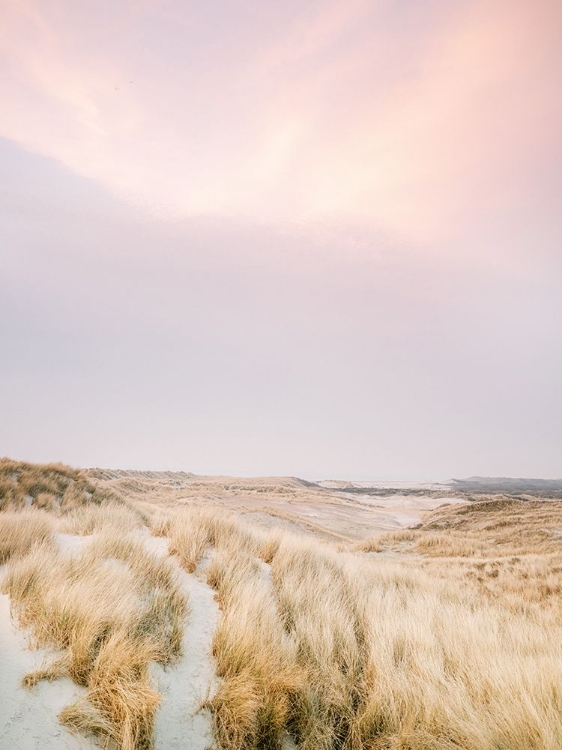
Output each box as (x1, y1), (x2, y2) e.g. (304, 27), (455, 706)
(167, 507), (562, 750)
(4, 461), (562, 750)
(414, 531), (486, 557)
(0, 509), (55, 563)
(2, 531), (187, 749)
(57, 502), (146, 536)
(423, 498), (562, 555)
(0, 458), (140, 525)
(206, 547), (304, 750)
(368, 499), (562, 615)
(168, 507), (214, 572)
(369, 499), (562, 560)
(167, 506), (277, 572)
(355, 537), (381, 553)
(88, 469), (322, 506)
(166, 510), (304, 749)
(0, 458), (94, 511)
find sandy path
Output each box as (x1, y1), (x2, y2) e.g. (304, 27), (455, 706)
(0, 567), (92, 750)
(145, 536), (219, 750)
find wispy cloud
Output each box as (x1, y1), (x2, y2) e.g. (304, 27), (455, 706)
(1, 0), (560, 246)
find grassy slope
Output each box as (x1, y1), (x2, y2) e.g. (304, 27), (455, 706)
(2, 460), (562, 749)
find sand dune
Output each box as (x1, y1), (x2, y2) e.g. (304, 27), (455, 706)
(2, 460), (562, 749)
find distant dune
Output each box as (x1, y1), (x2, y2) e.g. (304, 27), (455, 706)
(451, 476), (562, 495)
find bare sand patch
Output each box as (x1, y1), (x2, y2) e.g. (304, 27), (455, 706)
(55, 533), (91, 555)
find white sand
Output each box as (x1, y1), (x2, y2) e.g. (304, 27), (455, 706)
(55, 533), (91, 555)
(144, 536), (220, 750)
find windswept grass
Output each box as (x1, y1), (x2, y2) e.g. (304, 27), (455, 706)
(57, 502), (146, 536)
(2, 532), (187, 749)
(167, 506), (277, 573)
(0, 458), (138, 521)
(168, 507), (214, 572)
(0, 458), (93, 511)
(0, 509), (55, 563)
(167, 508), (562, 750)
(3, 462), (562, 750)
(206, 547), (304, 750)
(423, 498), (562, 555)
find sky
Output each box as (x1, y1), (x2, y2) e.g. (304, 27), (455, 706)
(1, 0), (561, 479)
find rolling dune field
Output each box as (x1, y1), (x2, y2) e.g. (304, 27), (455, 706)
(2, 459), (562, 750)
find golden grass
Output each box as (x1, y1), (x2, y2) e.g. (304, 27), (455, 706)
(0, 458), (140, 522)
(368, 499), (562, 561)
(2, 531), (187, 749)
(57, 502), (146, 535)
(423, 498), (562, 555)
(167, 506), (276, 572)
(167, 507), (562, 750)
(0, 458), (93, 510)
(355, 537), (381, 553)
(0, 509), (55, 563)
(206, 547), (304, 750)
(168, 507), (214, 572)
(4, 461), (562, 750)
(368, 499), (562, 616)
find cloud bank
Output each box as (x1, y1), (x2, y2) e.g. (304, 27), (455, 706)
(0, 1), (561, 476)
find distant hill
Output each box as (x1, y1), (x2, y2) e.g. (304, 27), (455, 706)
(450, 476), (562, 496)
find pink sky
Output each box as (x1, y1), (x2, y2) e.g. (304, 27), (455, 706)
(0, 0), (561, 477)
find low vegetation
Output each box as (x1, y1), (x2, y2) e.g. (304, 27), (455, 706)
(3, 530), (187, 749)
(0, 509), (55, 563)
(206, 547), (304, 749)
(57, 501), (146, 536)
(0, 457), (132, 515)
(2, 461), (562, 749)
(0, 458), (93, 510)
(164, 505), (562, 750)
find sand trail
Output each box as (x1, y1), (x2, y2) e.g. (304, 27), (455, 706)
(145, 536), (220, 750)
